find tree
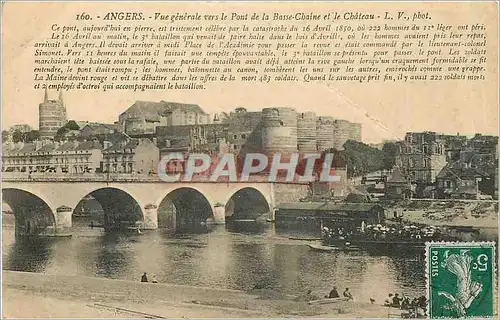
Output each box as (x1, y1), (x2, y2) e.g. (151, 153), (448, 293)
(382, 142), (399, 171)
(2, 130), (10, 143)
(11, 130), (23, 143)
(341, 140), (384, 178)
(24, 130), (39, 143)
(54, 127), (69, 142)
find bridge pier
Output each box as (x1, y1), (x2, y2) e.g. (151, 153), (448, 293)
(55, 206), (73, 235)
(143, 204), (158, 229)
(212, 205), (226, 225)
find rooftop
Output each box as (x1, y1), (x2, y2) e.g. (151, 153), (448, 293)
(121, 100), (206, 122)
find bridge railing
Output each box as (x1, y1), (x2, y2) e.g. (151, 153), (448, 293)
(1, 171), (310, 184)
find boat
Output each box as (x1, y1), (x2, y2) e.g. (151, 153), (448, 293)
(308, 297), (349, 305)
(324, 238), (427, 250)
(307, 243), (359, 252)
(31, 233), (73, 238)
(320, 223), (457, 252)
(289, 236), (322, 241)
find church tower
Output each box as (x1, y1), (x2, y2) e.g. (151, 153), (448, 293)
(38, 89), (67, 140)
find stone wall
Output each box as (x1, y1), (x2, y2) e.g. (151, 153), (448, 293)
(273, 183), (309, 205)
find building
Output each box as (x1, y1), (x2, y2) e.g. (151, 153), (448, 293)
(156, 123), (228, 154)
(102, 138), (159, 174)
(79, 123), (118, 138)
(467, 134), (498, 155)
(435, 151), (497, 199)
(1, 140), (102, 173)
(396, 132), (447, 186)
(275, 202), (385, 230)
(226, 108), (262, 153)
(118, 100), (211, 137)
(439, 134), (468, 162)
(39, 89), (67, 140)
(384, 168), (412, 200)
(156, 107), (264, 156)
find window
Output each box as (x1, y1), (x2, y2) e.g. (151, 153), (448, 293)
(445, 180), (451, 188)
(241, 134), (246, 139)
(422, 144), (428, 154)
(233, 135), (238, 139)
(423, 158), (429, 168)
(410, 158), (415, 168)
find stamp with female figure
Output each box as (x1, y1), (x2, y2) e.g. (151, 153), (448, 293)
(426, 242), (496, 319)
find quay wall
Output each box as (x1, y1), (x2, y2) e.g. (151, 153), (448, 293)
(273, 183), (309, 205)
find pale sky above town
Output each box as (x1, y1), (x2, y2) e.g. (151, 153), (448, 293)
(2, 2), (499, 144)
(2, 82), (498, 144)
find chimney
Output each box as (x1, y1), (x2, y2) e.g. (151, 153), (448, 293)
(43, 87), (48, 102)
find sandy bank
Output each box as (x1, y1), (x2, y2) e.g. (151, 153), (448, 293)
(2, 271), (394, 318)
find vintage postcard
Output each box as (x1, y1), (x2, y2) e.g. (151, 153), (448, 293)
(1, 1), (498, 318)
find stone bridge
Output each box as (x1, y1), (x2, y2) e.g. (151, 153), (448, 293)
(2, 173), (308, 236)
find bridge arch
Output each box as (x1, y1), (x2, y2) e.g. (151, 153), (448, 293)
(157, 187), (214, 230)
(74, 187), (145, 230)
(2, 188), (56, 235)
(225, 187), (271, 220)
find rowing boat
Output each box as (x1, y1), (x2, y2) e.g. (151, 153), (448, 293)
(307, 243), (359, 252)
(308, 297), (349, 305)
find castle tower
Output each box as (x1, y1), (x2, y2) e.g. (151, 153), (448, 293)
(38, 89), (67, 140)
(58, 89), (64, 104)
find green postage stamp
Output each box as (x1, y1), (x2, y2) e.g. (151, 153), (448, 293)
(426, 242), (496, 318)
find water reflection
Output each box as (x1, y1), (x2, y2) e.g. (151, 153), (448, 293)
(4, 237), (54, 273)
(2, 223), (428, 304)
(94, 232), (136, 279)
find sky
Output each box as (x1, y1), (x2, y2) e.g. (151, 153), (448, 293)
(2, 2), (499, 144)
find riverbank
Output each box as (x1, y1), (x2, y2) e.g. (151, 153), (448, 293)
(3, 271), (394, 318)
(384, 200), (498, 240)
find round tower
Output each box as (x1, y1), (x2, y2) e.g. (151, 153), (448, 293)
(332, 119), (351, 150)
(297, 112), (317, 153)
(316, 116), (335, 151)
(261, 107), (298, 154)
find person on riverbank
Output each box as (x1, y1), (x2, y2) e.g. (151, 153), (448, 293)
(297, 289), (318, 302)
(328, 286), (340, 298)
(343, 288), (353, 300)
(384, 293), (393, 306)
(141, 272), (148, 282)
(392, 293), (402, 308)
(151, 275), (158, 283)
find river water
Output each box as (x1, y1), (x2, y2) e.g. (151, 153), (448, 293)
(2, 217), (426, 304)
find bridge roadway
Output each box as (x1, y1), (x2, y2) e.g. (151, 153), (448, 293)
(2, 172), (308, 236)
